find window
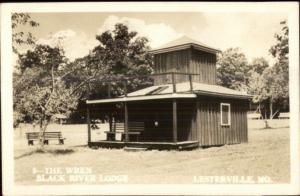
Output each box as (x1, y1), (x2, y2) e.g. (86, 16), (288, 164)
(221, 103), (231, 126)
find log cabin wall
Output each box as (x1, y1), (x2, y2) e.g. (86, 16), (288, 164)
(188, 96), (248, 146)
(153, 48), (217, 85)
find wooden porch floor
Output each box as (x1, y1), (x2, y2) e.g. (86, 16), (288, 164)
(88, 140), (199, 150)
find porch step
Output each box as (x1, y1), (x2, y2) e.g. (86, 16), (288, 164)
(123, 147), (147, 152)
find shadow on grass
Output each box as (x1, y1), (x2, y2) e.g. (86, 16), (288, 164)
(257, 126), (290, 131)
(15, 148), (75, 160)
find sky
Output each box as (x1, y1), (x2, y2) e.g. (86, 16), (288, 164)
(14, 12), (287, 65)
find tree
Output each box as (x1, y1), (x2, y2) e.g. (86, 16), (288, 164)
(65, 23), (154, 100)
(12, 13), (39, 54)
(267, 20), (289, 118)
(250, 57), (269, 75)
(247, 20), (289, 120)
(14, 44), (80, 147)
(247, 57), (270, 105)
(216, 48), (249, 91)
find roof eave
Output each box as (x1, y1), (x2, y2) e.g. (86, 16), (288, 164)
(149, 43), (221, 55)
(86, 93), (197, 104)
(194, 91), (253, 99)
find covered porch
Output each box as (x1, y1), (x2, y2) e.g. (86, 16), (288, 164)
(86, 93), (199, 150)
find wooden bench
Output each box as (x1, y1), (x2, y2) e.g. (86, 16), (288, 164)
(26, 132), (65, 145)
(105, 122), (145, 142)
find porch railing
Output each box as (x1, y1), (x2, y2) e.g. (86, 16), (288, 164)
(86, 72), (199, 99)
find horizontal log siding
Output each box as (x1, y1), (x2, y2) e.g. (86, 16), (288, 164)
(194, 97), (248, 146)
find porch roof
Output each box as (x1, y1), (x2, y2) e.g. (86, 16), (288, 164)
(127, 82), (252, 99)
(86, 93), (196, 104)
(86, 82), (252, 104)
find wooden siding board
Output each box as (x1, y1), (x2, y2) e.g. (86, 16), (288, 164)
(208, 106), (212, 145)
(240, 108), (244, 143)
(200, 102), (204, 145)
(199, 101), (204, 145)
(211, 105), (216, 145)
(216, 104), (219, 145)
(244, 108), (248, 142)
(231, 104), (235, 144)
(213, 106), (216, 145)
(209, 103), (212, 145)
(236, 105), (240, 143)
(232, 104), (236, 144)
(243, 109), (246, 142)
(203, 102), (208, 146)
(206, 105), (210, 145)
(235, 104), (239, 144)
(240, 106), (243, 143)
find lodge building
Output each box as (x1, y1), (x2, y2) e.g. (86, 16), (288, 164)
(86, 36), (251, 150)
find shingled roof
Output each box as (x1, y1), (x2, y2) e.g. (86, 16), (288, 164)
(150, 36), (221, 54)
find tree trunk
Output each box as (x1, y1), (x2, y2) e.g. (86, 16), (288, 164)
(263, 102), (270, 129)
(269, 97), (273, 120)
(38, 119), (49, 149)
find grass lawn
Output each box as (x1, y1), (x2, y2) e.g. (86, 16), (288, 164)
(14, 119), (290, 184)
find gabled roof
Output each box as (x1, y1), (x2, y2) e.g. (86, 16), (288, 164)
(150, 36), (221, 54)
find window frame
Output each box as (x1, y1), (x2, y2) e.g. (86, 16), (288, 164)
(220, 103), (231, 126)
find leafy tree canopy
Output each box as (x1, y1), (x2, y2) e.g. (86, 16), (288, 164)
(216, 47), (249, 91)
(12, 13), (39, 54)
(250, 57), (269, 75)
(64, 23), (154, 99)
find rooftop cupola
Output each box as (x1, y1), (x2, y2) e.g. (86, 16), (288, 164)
(150, 36), (221, 85)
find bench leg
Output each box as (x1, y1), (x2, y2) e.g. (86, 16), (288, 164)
(59, 139), (64, 145)
(44, 140), (49, 145)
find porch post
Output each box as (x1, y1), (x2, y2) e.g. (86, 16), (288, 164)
(86, 82), (91, 144)
(124, 102), (129, 142)
(108, 83), (112, 133)
(172, 99), (177, 143)
(87, 106), (91, 144)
